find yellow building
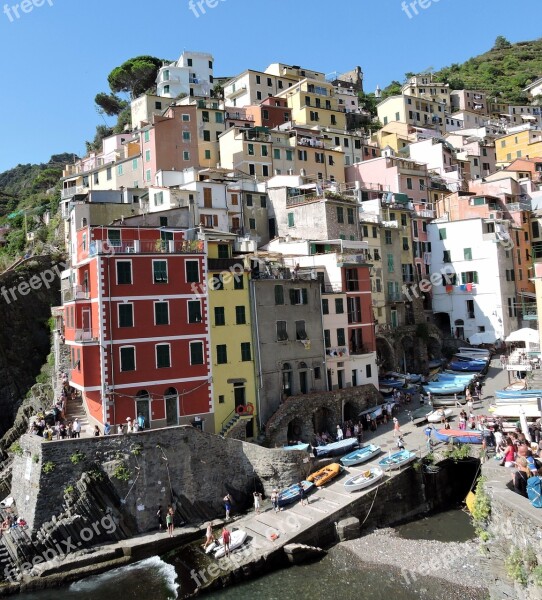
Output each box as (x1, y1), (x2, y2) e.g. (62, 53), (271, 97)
(377, 95), (446, 135)
(194, 99), (225, 168)
(495, 127), (542, 167)
(218, 126), (273, 179)
(206, 239), (257, 439)
(276, 78), (347, 130)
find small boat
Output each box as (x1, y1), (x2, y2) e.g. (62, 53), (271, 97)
(428, 358), (445, 369)
(313, 438), (358, 458)
(386, 372), (422, 384)
(431, 396), (466, 407)
(432, 428), (484, 444)
(505, 381), (527, 391)
(489, 404), (542, 418)
(495, 389), (542, 399)
(282, 443), (310, 452)
(453, 353), (489, 363)
(379, 386), (395, 397)
(379, 450), (417, 471)
(427, 408), (453, 423)
(213, 529), (248, 559)
(343, 467), (384, 493)
(340, 444), (382, 466)
(307, 463), (342, 487)
(458, 347), (490, 357)
(277, 481), (315, 507)
(378, 378), (407, 389)
(448, 361), (486, 373)
(432, 373), (474, 382)
(423, 383), (465, 395)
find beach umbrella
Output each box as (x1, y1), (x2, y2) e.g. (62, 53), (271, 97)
(505, 328), (539, 344)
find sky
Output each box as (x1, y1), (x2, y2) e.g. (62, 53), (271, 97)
(0, 0), (541, 173)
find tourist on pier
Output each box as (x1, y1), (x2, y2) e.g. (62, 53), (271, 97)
(393, 417), (401, 438)
(396, 435), (405, 451)
(221, 526), (231, 557)
(345, 424), (352, 438)
(271, 489), (279, 512)
(503, 438), (516, 468)
(117, 423), (123, 435)
(299, 482), (308, 506)
(93, 425), (100, 437)
(253, 491), (262, 515)
(513, 457), (532, 498)
(125, 417), (133, 433)
(336, 425), (344, 441)
(157, 505), (164, 531)
(104, 423), (111, 435)
(223, 494), (232, 520)
(424, 425), (433, 451)
(166, 506), (174, 538)
(137, 413), (146, 430)
(72, 418), (81, 439)
(203, 522), (215, 550)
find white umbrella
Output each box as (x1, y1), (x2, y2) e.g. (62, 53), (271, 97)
(468, 332), (496, 345)
(505, 328), (539, 344)
(519, 407), (532, 443)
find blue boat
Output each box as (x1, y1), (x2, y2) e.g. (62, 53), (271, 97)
(378, 378), (406, 389)
(495, 389), (542, 399)
(378, 450), (417, 471)
(423, 382), (466, 395)
(448, 361), (486, 372)
(432, 428), (484, 445)
(313, 438), (358, 458)
(283, 443), (310, 452)
(428, 358), (445, 369)
(340, 444), (382, 466)
(277, 481), (315, 507)
(386, 372), (422, 384)
(433, 373), (474, 382)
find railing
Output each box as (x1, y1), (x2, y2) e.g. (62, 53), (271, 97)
(74, 329), (99, 343)
(322, 284), (343, 293)
(505, 202), (531, 212)
(415, 209), (435, 218)
(61, 185), (85, 199)
(62, 286), (90, 303)
(88, 239), (204, 256)
(338, 253), (370, 265)
(225, 111), (254, 122)
(350, 344), (371, 356)
(326, 347), (349, 357)
(221, 409), (238, 433)
(387, 292), (405, 303)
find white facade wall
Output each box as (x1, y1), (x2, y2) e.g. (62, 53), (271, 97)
(428, 219), (518, 342)
(157, 51), (214, 98)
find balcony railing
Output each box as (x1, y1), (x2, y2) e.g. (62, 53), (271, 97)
(62, 286), (90, 303)
(74, 329), (99, 343)
(505, 202), (531, 212)
(225, 111), (254, 122)
(88, 239), (204, 256)
(415, 208), (435, 218)
(326, 346), (349, 358)
(61, 185), (85, 199)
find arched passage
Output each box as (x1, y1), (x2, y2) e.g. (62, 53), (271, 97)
(312, 406), (333, 437)
(136, 390), (151, 428)
(287, 417), (305, 444)
(164, 387), (178, 427)
(434, 312), (451, 335)
(398, 335), (416, 372)
(344, 401), (358, 423)
(376, 337), (395, 371)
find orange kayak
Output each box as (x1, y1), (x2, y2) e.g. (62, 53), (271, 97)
(307, 463), (342, 487)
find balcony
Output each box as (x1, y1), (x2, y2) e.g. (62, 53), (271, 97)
(387, 292), (405, 304)
(338, 253), (371, 266)
(505, 202), (531, 212)
(350, 344), (372, 356)
(227, 85), (247, 99)
(88, 239), (203, 256)
(61, 185), (85, 199)
(225, 111), (254, 122)
(520, 303), (538, 321)
(326, 346), (349, 358)
(415, 208), (435, 219)
(62, 286), (90, 303)
(74, 329), (99, 343)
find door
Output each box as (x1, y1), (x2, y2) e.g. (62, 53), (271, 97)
(327, 369), (333, 391)
(337, 370), (344, 390)
(391, 309), (398, 328)
(82, 309), (91, 339)
(300, 371), (308, 394)
(136, 399), (151, 428)
(165, 394), (178, 426)
(234, 384), (246, 409)
(352, 369), (357, 387)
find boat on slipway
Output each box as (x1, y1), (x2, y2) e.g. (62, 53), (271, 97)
(307, 463), (342, 487)
(340, 444), (381, 466)
(313, 438), (358, 458)
(378, 450), (417, 471)
(343, 467), (384, 493)
(277, 481), (315, 507)
(213, 529), (248, 559)
(432, 428), (485, 444)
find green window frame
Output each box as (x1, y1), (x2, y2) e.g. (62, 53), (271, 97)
(464, 248), (472, 260)
(156, 344), (171, 368)
(214, 307), (225, 326)
(190, 342), (204, 365)
(216, 345), (228, 365)
(118, 304), (133, 328)
(153, 260), (168, 283)
(275, 285), (284, 305)
(288, 212), (295, 227)
(235, 306), (246, 325)
(337, 328), (346, 346)
(154, 302), (169, 325)
(241, 342), (251, 362)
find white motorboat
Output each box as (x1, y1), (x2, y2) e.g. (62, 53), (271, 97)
(343, 467), (384, 493)
(213, 529), (248, 559)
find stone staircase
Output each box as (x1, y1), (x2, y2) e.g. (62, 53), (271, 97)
(65, 393), (91, 438)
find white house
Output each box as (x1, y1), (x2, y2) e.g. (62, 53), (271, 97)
(157, 51), (214, 98)
(427, 218), (518, 343)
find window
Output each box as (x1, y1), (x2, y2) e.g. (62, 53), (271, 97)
(466, 299), (475, 319)
(249, 218), (256, 230)
(218, 395), (225, 404)
(290, 288), (308, 305)
(261, 145), (268, 157)
(146, 170), (151, 182)
(337, 207), (344, 224)
(335, 298), (344, 314)
(202, 111), (210, 122)
(286, 149), (293, 161)
(246, 193), (253, 206)
(346, 208), (355, 225)
(188, 300), (202, 323)
(153, 260), (168, 283)
(464, 248), (472, 261)
(274, 148), (281, 160)
(366, 364), (372, 379)
(260, 195), (267, 208)
(190, 342), (204, 365)
(248, 143), (255, 156)
(439, 228), (447, 240)
(203, 130), (211, 142)
(217, 244), (229, 258)
(387, 254), (394, 273)
(183, 151), (190, 161)
(406, 177), (413, 190)
(461, 271), (479, 284)
(337, 328), (346, 346)
(116, 261), (132, 285)
(106, 167), (112, 180)
(296, 320), (307, 340)
(144, 131), (150, 142)
(186, 261), (200, 283)
(182, 114), (190, 122)
(154, 302), (169, 325)
(120, 347), (135, 372)
(118, 304), (133, 328)
(235, 306), (246, 325)
(288, 212), (295, 227)
(385, 230), (392, 245)
(145, 150), (151, 162)
(214, 307), (225, 326)
(443, 250), (451, 263)
(276, 321), (288, 341)
(205, 150), (211, 160)
(275, 285), (284, 305)
(156, 344), (171, 368)
(216, 345), (228, 364)
(322, 299), (329, 314)
(241, 342), (251, 362)
(183, 131), (191, 141)
(401, 214), (407, 227)
(402, 237), (409, 251)
(324, 329), (331, 348)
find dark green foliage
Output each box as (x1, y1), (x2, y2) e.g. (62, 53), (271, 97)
(86, 125), (114, 153)
(107, 55), (164, 98)
(381, 80), (402, 100)
(95, 92), (128, 116)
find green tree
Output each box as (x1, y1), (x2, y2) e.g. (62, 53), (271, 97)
(493, 36), (512, 50)
(107, 55), (164, 99)
(95, 92), (128, 116)
(381, 80), (402, 100)
(86, 125), (114, 153)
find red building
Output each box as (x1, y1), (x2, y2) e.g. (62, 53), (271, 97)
(61, 225), (212, 429)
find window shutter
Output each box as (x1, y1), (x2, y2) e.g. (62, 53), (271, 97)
(289, 289), (296, 304)
(301, 288), (308, 304)
(213, 215), (218, 226)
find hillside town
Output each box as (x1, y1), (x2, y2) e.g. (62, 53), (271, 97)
(49, 50), (542, 446)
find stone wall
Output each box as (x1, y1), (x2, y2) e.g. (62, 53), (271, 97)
(0, 256), (62, 436)
(264, 384), (382, 447)
(12, 426), (307, 534)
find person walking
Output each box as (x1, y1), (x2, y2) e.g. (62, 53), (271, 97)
(299, 482), (308, 506)
(253, 490), (262, 515)
(424, 425), (433, 451)
(166, 506), (174, 538)
(202, 522), (215, 550)
(271, 488), (279, 512)
(393, 417), (401, 438)
(336, 425), (344, 441)
(223, 494), (232, 520)
(156, 505), (164, 531)
(221, 526), (231, 557)
(72, 418), (81, 438)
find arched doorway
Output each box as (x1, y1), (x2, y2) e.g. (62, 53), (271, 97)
(136, 390), (151, 428)
(344, 401), (358, 423)
(287, 417), (304, 444)
(427, 336), (441, 361)
(434, 312), (451, 336)
(454, 319), (465, 340)
(399, 336), (416, 372)
(298, 361), (309, 394)
(164, 387), (178, 427)
(282, 363), (293, 397)
(313, 406), (333, 437)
